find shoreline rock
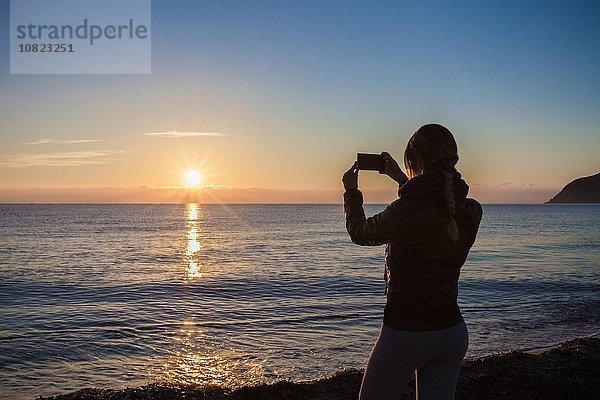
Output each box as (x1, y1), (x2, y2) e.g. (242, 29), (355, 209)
(40, 337), (600, 400)
(546, 172), (600, 203)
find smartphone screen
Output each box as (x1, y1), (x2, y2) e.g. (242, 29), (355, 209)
(357, 153), (384, 173)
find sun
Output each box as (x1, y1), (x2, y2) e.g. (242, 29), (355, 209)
(185, 170), (202, 187)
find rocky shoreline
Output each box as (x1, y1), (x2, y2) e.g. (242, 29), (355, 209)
(40, 337), (600, 400)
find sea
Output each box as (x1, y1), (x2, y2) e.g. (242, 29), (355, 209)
(0, 204), (599, 399)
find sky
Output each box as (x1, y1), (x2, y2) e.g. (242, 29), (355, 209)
(0, 0), (599, 203)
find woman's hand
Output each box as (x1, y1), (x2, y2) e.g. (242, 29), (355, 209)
(342, 162), (358, 190)
(381, 152), (408, 185)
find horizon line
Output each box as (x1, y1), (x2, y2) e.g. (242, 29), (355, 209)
(1, 202), (592, 206)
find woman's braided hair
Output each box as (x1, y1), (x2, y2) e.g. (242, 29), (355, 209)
(404, 124), (460, 242)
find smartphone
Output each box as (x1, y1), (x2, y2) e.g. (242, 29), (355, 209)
(357, 153), (384, 173)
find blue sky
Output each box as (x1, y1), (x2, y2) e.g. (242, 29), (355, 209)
(0, 0), (599, 202)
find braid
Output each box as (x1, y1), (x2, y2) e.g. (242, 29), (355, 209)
(443, 169), (460, 242)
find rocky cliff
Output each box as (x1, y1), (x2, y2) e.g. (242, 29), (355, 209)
(546, 172), (600, 203)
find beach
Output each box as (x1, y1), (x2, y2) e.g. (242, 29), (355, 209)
(41, 336), (599, 400)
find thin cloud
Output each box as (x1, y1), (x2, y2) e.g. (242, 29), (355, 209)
(62, 139), (105, 144)
(25, 139), (54, 145)
(0, 150), (124, 168)
(144, 130), (227, 138)
(495, 181), (513, 187)
(23, 139), (105, 145)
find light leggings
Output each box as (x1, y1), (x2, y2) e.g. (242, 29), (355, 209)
(359, 321), (468, 400)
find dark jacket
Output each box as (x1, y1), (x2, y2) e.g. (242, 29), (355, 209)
(343, 169), (483, 331)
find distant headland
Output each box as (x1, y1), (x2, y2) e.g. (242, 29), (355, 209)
(546, 172), (600, 203)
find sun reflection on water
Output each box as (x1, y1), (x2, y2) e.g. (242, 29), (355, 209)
(151, 203), (267, 388)
(158, 350), (266, 387)
(184, 203), (203, 281)
(152, 321), (267, 388)
(187, 203), (200, 221)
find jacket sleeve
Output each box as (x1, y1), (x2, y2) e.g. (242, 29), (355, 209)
(462, 198), (483, 226)
(343, 188), (409, 246)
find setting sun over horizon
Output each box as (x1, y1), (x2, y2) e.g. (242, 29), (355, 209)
(185, 171), (202, 188)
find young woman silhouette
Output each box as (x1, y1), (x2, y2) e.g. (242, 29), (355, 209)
(342, 124), (483, 400)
